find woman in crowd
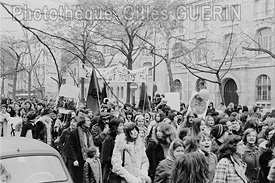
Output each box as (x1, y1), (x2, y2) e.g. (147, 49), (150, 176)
(125, 110), (134, 124)
(213, 135), (247, 183)
(146, 122), (176, 182)
(144, 112), (152, 127)
(24, 100), (33, 113)
(183, 112), (198, 128)
(198, 132), (217, 183)
(146, 111), (165, 142)
(170, 151), (209, 183)
(242, 128), (260, 183)
(154, 139), (185, 183)
(111, 122), (151, 183)
(6, 105), (15, 117)
(101, 118), (124, 183)
(35, 108), (53, 145)
(135, 115), (146, 129)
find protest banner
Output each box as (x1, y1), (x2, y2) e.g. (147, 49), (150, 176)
(57, 85), (80, 110)
(187, 91), (210, 119)
(164, 92), (180, 111)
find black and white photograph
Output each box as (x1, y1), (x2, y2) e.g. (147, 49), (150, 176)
(1, 0), (275, 183)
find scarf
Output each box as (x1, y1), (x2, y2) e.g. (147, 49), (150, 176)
(78, 126), (94, 160)
(166, 140), (176, 161)
(86, 158), (102, 183)
(230, 156), (248, 183)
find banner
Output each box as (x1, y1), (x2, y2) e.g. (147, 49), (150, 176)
(57, 85), (80, 110)
(187, 91), (209, 119)
(164, 92), (180, 111)
(82, 65), (148, 83)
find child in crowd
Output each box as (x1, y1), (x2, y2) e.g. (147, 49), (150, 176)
(83, 146), (102, 183)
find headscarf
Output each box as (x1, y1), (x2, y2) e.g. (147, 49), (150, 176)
(166, 139), (184, 161)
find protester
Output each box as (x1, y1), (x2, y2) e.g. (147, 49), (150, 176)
(170, 152), (209, 183)
(213, 135), (247, 183)
(0, 104), (10, 137)
(111, 122), (151, 183)
(146, 122), (176, 182)
(154, 139), (184, 183)
(20, 111), (37, 138)
(101, 118), (124, 183)
(68, 115), (94, 183)
(91, 112), (111, 151)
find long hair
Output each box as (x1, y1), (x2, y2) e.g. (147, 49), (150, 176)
(243, 128), (258, 145)
(109, 118), (123, 137)
(190, 118), (201, 137)
(154, 122), (176, 144)
(219, 135), (242, 159)
(170, 152), (209, 183)
(184, 112), (198, 128)
(124, 122), (139, 142)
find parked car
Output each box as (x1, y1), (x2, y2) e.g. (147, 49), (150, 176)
(0, 137), (73, 183)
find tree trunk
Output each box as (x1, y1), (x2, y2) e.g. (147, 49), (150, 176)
(167, 60), (174, 92)
(1, 77), (5, 97)
(218, 82), (225, 104)
(28, 71), (32, 100)
(12, 62), (19, 100)
(126, 56), (133, 104)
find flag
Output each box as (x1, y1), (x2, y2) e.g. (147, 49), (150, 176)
(138, 82), (150, 112)
(101, 83), (108, 103)
(86, 67), (101, 115)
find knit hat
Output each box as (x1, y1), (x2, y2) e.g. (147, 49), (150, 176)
(211, 124), (227, 139)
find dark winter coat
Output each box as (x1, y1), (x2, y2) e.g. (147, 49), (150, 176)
(242, 145), (261, 182)
(91, 123), (107, 151)
(101, 135), (115, 183)
(146, 141), (165, 182)
(67, 129), (85, 183)
(20, 120), (36, 138)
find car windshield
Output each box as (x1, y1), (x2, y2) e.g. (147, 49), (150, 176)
(0, 155), (68, 183)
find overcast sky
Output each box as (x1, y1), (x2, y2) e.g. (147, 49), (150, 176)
(0, 0), (76, 38)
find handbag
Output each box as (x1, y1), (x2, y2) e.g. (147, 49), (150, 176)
(107, 150), (125, 183)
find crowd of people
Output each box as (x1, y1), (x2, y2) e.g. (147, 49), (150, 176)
(1, 95), (275, 183)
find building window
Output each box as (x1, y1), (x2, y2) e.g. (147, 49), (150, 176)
(117, 87), (120, 98)
(121, 87), (124, 98)
(110, 87), (113, 98)
(143, 62), (152, 76)
(256, 28), (273, 55)
(196, 38), (207, 62)
(174, 79), (182, 100)
(223, 34), (237, 56)
(62, 78), (66, 85)
(256, 75), (271, 101)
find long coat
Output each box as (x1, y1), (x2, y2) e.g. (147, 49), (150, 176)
(146, 141), (165, 182)
(101, 135), (115, 183)
(111, 134), (150, 183)
(67, 129), (84, 183)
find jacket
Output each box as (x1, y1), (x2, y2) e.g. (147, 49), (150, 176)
(91, 123), (107, 150)
(20, 120), (36, 138)
(242, 145), (260, 182)
(58, 127), (72, 163)
(213, 156), (248, 183)
(111, 134), (150, 183)
(154, 158), (174, 183)
(35, 115), (53, 145)
(146, 141), (165, 182)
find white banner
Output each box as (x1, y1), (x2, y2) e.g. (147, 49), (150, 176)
(82, 65), (148, 83)
(187, 91), (210, 119)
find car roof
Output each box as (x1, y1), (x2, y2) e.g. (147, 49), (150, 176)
(0, 137), (60, 158)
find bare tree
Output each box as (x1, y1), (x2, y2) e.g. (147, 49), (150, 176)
(0, 36), (27, 99)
